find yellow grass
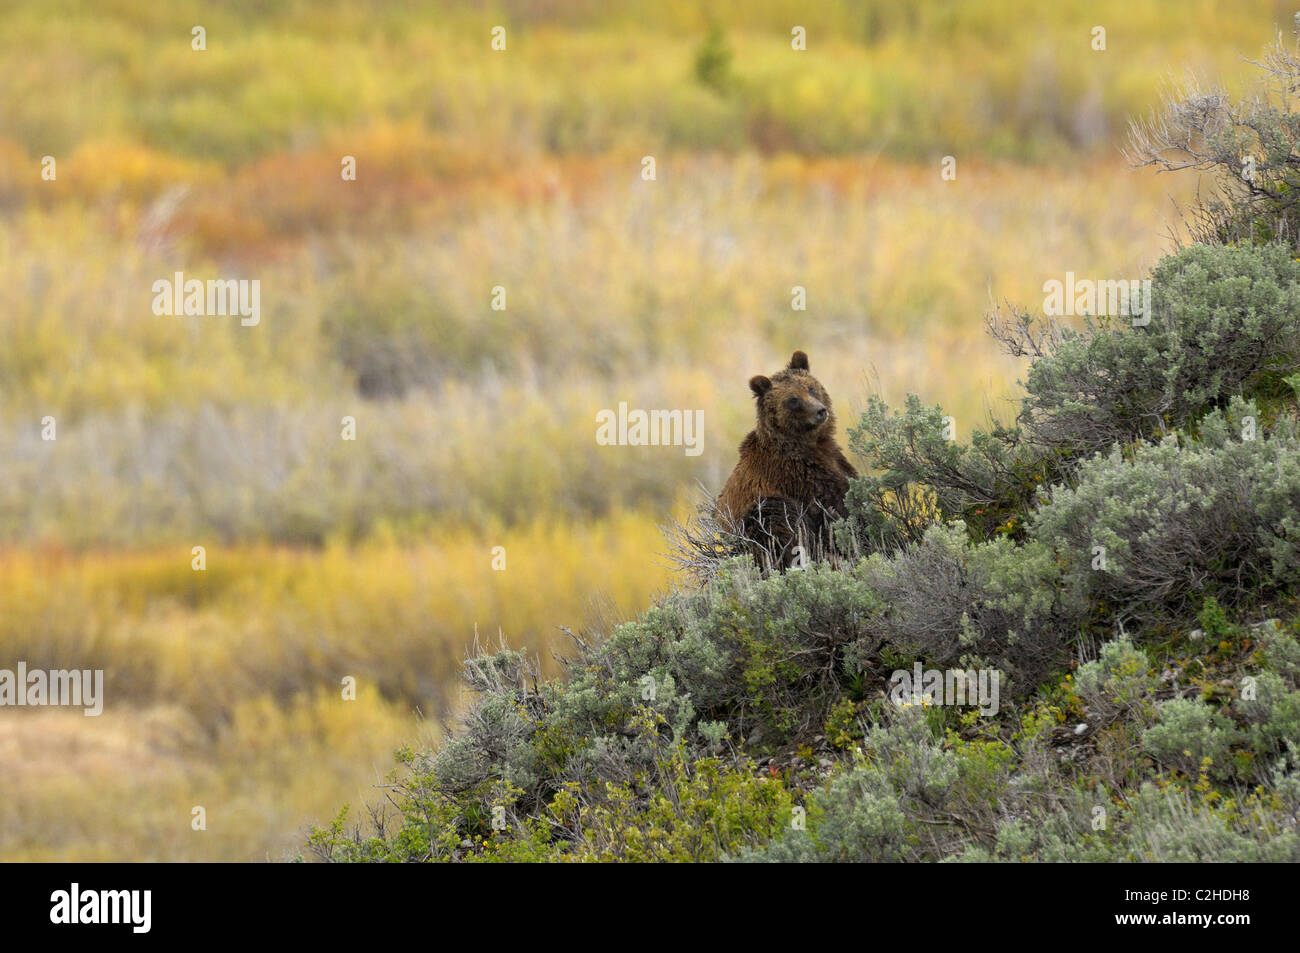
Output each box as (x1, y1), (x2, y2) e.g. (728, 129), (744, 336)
(0, 514), (674, 860)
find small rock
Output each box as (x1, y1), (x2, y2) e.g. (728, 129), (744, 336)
(1189, 629), (1205, 642)
(1074, 723), (1088, 736)
(818, 758), (833, 769)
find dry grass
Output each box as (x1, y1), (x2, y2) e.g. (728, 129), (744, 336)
(0, 515), (673, 860)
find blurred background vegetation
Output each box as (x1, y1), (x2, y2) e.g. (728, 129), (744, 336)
(0, 0), (1291, 859)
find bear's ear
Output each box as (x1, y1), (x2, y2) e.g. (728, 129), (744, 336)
(749, 375), (772, 397)
(789, 350), (809, 371)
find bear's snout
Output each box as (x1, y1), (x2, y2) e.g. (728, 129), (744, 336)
(801, 397), (828, 428)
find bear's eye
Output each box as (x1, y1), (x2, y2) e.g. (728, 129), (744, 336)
(785, 396), (801, 410)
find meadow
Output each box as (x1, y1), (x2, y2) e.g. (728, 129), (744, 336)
(0, 0), (1287, 859)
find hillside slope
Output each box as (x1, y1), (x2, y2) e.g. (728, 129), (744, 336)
(307, 241), (1300, 862)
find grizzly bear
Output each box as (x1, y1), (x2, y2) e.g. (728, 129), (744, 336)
(716, 350), (858, 569)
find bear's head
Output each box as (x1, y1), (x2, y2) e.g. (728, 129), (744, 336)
(749, 350), (837, 443)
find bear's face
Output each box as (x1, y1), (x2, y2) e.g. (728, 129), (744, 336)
(749, 350), (836, 442)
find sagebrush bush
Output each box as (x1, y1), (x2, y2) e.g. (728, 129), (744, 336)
(1012, 243), (1300, 458)
(1258, 620), (1300, 681)
(856, 522), (1068, 693)
(1128, 782), (1300, 862)
(838, 243), (1300, 565)
(1029, 397), (1300, 623)
(1234, 670), (1300, 761)
(733, 761), (909, 863)
(351, 560), (888, 839)
(1073, 638), (1158, 723)
(1128, 36), (1300, 250)
(1142, 698), (1240, 778)
(563, 743), (794, 862)
(838, 394), (1041, 555)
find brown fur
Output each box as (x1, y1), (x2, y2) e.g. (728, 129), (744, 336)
(717, 351), (858, 566)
